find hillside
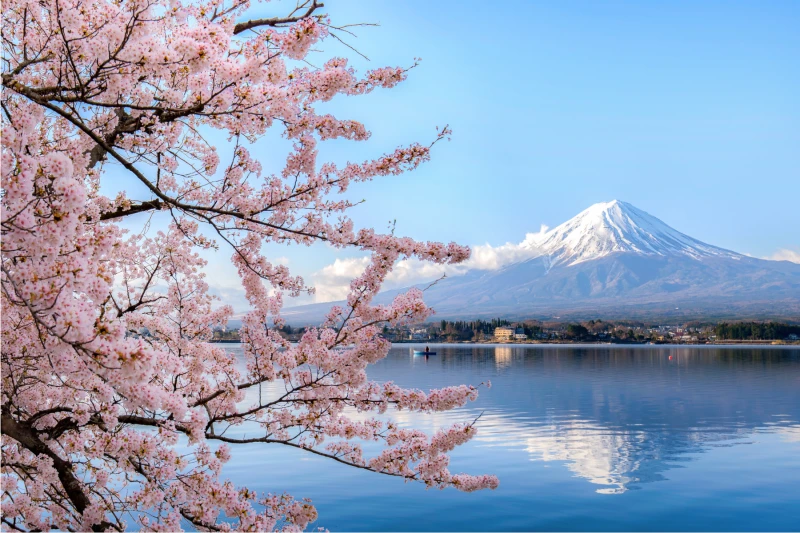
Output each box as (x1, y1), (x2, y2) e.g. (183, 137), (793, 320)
(284, 201), (800, 324)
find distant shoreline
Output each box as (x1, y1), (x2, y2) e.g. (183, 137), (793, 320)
(210, 339), (800, 346)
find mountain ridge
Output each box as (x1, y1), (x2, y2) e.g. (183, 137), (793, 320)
(284, 201), (800, 324)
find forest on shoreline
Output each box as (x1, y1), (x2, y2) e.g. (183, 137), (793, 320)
(212, 320), (800, 345)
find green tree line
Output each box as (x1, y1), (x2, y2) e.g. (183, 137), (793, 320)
(438, 319), (512, 341)
(714, 322), (800, 340)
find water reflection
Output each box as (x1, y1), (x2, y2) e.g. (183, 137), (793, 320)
(221, 344), (800, 531)
(494, 346), (512, 368)
(386, 345), (800, 494)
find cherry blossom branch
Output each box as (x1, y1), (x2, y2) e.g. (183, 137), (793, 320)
(233, 0), (325, 35)
(1, 1), (492, 529)
(1, 409), (120, 532)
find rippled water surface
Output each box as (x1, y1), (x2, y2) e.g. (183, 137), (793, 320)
(222, 344), (800, 531)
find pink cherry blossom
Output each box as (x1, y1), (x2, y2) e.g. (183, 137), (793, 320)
(1, 0), (497, 530)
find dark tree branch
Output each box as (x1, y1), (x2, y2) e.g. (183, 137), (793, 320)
(98, 200), (164, 221)
(233, 0), (324, 35)
(0, 409), (119, 532)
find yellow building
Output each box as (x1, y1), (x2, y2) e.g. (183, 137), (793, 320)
(494, 326), (515, 341)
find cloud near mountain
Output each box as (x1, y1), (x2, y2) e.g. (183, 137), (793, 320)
(309, 225), (551, 303)
(766, 248), (800, 264)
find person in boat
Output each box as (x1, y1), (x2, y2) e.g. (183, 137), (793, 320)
(425, 345), (430, 354)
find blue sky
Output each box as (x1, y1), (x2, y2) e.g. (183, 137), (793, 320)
(309, 0), (800, 252)
(114, 0), (800, 306)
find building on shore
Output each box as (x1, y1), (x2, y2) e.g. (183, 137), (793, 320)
(494, 326), (515, 341)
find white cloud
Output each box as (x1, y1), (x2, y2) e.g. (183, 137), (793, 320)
(311, 257), (371, 302)
(467, 224), (549, 270)
(309, 256), (456, 303)
(766, 248), (800, 264)
(201, 226), (554, 307)
(307, 225), (551, 303)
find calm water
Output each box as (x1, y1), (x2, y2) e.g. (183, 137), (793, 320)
(220, 344), (800, 531)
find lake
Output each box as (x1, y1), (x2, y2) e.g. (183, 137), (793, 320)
(220, 344), (800, 531)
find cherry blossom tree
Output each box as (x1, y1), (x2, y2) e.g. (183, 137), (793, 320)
(1, 0), (498, 530)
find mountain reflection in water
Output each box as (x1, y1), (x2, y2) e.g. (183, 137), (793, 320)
(222, 344), (800, 531)
(451, 346), (800, 495)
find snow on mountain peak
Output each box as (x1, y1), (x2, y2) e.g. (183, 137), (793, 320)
(528, 200), (738, 266)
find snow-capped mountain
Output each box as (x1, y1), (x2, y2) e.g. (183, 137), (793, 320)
(528, 200), (740, 267)
(286, 201), (800, 322)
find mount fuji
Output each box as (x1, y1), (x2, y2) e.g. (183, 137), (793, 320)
(522, 200), (741, 268)
(286, 201), (800, 322)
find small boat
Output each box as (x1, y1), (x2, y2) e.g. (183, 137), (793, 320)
(413, 350), (437, 355)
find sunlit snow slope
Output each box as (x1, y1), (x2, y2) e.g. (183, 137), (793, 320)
(529, 200), (739, 267)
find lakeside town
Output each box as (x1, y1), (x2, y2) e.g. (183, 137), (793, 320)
(212, 319), (800, 345)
